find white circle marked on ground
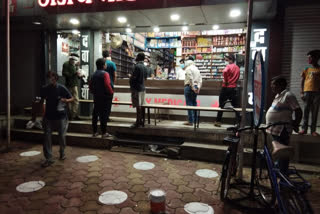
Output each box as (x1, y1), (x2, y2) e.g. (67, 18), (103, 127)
(184, 202), (214, 214)
(99, 190), (128, 205)
(133, 162), (155, 170)
(16, 181), (45, 193)
(76, 155), (99, 163)
(195, 169), (219, 178)
(20, 151), (41, 157)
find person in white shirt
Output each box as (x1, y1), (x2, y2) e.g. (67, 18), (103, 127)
(176, 59), (186, 80)
(183, 56), (202, 125)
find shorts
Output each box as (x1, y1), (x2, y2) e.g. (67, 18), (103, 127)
(272, 128), (290, 146)
(131, 91), (145, 108)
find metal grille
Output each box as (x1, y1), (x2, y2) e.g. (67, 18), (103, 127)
(281, 5), (320, 126)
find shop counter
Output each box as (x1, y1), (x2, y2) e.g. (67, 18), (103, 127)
(114, 79), (238, 96)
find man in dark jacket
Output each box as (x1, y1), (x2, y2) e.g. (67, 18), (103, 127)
(40, 71), (74, 167)
(90, 58), (114, 138)
(130, 53), (148, 128)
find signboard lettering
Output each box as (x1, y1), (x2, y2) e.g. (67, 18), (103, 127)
(80, 32), (90, 100)
(38, 0), (136, 7)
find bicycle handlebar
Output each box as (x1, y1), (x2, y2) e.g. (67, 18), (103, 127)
(226, 122), (290, 133)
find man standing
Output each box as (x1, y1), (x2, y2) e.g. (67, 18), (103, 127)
(299, 50), (320, 136)
(62, 55), (81, 120)
(130, 53), (148, 128)
(214, 54), (240, 127)
(184, 56), (202, 126)
(40, 71), (74, 167)
(102, 50), (117, 122)
(176, 59), (186, 80)
(90, 58), (114, 138)
(266, 76), (302, 174)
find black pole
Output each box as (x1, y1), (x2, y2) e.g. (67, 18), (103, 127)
(6, 0), (11, 150)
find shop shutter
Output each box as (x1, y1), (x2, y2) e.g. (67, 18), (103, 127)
(281, 4), (320, 126)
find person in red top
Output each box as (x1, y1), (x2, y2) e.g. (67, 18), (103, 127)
(89, 58), (114, 138)
(214, 54), (240, 127)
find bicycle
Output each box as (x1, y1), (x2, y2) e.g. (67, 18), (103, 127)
(218, 101), (244, 201)
(255, 122), (313, 214)
(219, 119), (313, 214)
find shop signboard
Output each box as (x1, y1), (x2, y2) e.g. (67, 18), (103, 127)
(36, 0), (201, 14)
(38, 0), (137, 7)
(248, 23), (270, 107)
(80, 31), (90, 101)
(252, 50), (265, 127)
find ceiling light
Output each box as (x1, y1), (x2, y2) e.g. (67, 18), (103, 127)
(212, 25), (220, 30)
(153, 27), (160, 33)
(72, 30), (80, 35)
(117, 16), (127, 23)
(230, 9), (241, 18)
(69, 18), (80, 25)
(182, 26), (189, 31)
(170, 14), (180, 21)
(32, 21), (42, 25)
(126, 28), (132, 33)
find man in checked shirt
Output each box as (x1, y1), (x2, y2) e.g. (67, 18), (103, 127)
(266, 76), (302, 174)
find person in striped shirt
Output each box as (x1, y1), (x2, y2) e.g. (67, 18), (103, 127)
(266, 76), (302, 174)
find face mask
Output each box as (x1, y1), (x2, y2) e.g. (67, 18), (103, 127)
(225, 61), (229, 65)
(144, 62), (148, 66)
(180, 64), (185, 69)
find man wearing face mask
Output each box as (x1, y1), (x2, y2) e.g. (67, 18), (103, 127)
(214, 54), (240, 127)
(144, 58), (154, 78)
(176, 59), (186, 80)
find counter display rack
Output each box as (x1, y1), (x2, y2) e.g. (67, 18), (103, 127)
(146, 36), (181, 49)
(111, 41), (135, 79)
(182, 33), (246, 79)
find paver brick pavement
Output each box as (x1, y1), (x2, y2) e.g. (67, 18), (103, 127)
(1, 141), (319, 214)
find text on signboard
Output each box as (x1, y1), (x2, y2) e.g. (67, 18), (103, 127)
(38, 0), (136, 7)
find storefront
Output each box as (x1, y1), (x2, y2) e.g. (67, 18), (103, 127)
(1, 0), (276, 119)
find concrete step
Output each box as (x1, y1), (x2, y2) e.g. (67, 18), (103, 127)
(11, 128), (112, 149)
(12, 116), (320, 165)
(11, 128), (320, 174)
(13, 116), (254, 147)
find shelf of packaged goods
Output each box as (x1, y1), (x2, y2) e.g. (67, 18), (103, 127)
(146, 36), (181, 39)
(212, 51), (241, 54)
(147, 46), (180, 49)
(182, 33), (246, 38)
(182, 46), (197, 48)
(182, 51), (240, 55)
(112, 52), (135, 59)
(213, 44), (245, 47)
(196, 45), (213, 48)
(182, 52), (211, 55)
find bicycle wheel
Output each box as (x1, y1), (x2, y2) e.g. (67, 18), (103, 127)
(220, 151), (238, 201)
(255, 152), (276, 206)
(281, 190), (313, 214)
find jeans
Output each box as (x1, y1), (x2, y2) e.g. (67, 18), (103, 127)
(106, 94), (114, 120)
(216, 87), (238, 122)
(43, 117), (68, 161)
(302, 91), (320, 133)
(184, 86), (197, 123)
(272, 128), (290, 174)
(92, 96), (113, 134)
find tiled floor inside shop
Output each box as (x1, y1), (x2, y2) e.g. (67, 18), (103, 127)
(0, 141), (319, 214)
